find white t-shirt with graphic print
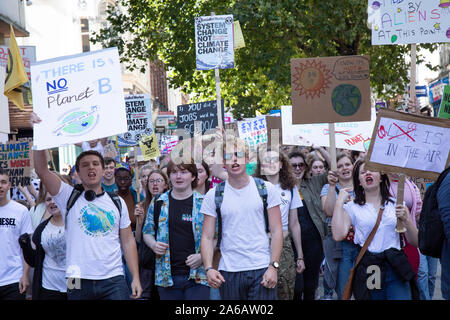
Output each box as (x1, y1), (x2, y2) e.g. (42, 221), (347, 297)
(0, 200), (33, 286)
(201, 178), (282, 272)
(53, 182), (130, 280)
(274, 184), (302, 231)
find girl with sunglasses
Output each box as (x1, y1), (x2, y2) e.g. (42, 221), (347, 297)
(255, 147), (305, 300)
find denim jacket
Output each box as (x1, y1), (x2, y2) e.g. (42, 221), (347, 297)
(142, 190), (207, 287)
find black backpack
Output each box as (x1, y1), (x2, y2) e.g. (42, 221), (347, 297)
(138, 194), (164, 270)
(66, 184), (122, 229)
(418, 167), (450, 259)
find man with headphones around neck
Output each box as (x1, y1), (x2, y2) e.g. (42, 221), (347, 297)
(32, 112), (142, 300)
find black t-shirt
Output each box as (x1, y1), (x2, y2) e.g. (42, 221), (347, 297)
(168, 193), (195, 275)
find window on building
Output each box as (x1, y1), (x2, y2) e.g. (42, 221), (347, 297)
(80, 18), (90, 52)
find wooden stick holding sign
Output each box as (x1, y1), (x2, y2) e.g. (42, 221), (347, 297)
(395, 174), (407, 233)
(212, 12), (223, 130)
(134, 146), (140, 203)
(328, 123), (337, 171)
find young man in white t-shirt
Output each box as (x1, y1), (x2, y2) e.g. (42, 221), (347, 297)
(200, 137), (283, 300)
(31, 116), (142, 300)
(0, 169), (32, 300)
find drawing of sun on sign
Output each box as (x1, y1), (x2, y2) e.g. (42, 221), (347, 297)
(52, 105), (99, 137)
(291, 60), (333, 100)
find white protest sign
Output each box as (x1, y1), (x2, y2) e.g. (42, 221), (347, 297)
(237, 116), (268, 149)
(366, 109), (450, 180)
(160, 135), (179, 155)
(0, 68), (10, 134)
(368, 1), (450, 45)
(281, 105), (376, 152)
(116, 94), (153, 147)
(31, 48), (127, 150)
(195, 14), (234, 70)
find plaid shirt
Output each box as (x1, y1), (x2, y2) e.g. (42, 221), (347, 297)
(142, 191), (208, 287)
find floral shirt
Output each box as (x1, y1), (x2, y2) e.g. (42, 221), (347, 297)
(142, 191), (208, 287)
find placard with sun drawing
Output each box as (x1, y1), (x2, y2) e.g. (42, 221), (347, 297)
(291, 55), (371, 125)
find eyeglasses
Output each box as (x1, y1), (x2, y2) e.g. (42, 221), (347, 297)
(291, 163), (306, 168)
(149, 179), (163, 184)
(223, 151), (246, 160)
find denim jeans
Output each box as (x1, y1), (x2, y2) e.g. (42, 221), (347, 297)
(336, 240), (359, 299)
(210, 287), (221, 300)
(67, 275), (129, 300)
(0, 282), (25, 300)
(369, 263), (412, 300)
(417, 251), (438, 300)
(157, 274), (210, 300)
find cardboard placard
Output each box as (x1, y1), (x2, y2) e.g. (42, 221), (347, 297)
(366, 109), (450, 180)
(177, 100), (224, 137)
(438, 85), (450, 119)
(291, 55), (371, 124)
(368, 1), (450, 45)
(0, 139), (33, 187)
(116, 94), (153, 147)
(139, 133), (160, 160)
(195, 15), (234, 70)
(31, 48), (127, 150)
(266, 116), (282, 147)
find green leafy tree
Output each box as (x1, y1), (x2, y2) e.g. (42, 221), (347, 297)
(92, 0), (437, 118)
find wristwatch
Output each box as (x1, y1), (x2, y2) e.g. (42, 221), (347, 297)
(270, 261), (280, 270)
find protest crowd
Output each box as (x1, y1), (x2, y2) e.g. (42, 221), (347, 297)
(1, 105), (449, 301)
(1, 4), (450, 303)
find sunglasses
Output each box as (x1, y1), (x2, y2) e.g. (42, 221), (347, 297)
(224, 151), (246, 160)
(291, 163), (306, 168)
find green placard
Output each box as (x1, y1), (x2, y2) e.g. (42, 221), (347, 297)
(438, 85), (450, 119)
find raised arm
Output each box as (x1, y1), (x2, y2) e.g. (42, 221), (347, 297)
(30, 113), (61, 196)
(322, 172), (339, 217)
(331, 189), (352, 241)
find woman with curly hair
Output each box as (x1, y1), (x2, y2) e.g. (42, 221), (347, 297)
(255, 146), (305, 300)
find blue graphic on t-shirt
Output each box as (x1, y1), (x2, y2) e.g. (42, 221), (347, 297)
(78, 203), (115, 237)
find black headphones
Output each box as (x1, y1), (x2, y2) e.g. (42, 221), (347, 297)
(84, 189), (105, 201)
(74, 184), (105, 202)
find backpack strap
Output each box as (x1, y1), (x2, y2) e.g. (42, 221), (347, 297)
(153, 194), (164, 240)
(106, 192), (122, 217)
(66, 184), (84, 224)
(214, 181), (226, 249)
(254, 177), (270, 233)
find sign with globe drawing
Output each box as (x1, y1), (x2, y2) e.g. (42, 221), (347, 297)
(291, 55), (371, 125)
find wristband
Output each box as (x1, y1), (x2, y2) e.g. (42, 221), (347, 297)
(205, 266), (214, 273)
(297, 257), (304, 261)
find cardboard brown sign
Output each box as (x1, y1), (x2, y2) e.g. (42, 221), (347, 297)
(265, 116), (282, 147)
(365, 109), (450, 180)
(291, 55), (371, 124)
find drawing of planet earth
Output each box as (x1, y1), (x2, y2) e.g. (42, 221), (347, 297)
(80, 203), (115, 237)
(61, 111), (96, 135)
(331, 84), (362, 116)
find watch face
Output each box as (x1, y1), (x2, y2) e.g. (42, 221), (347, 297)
(273, 261), (280, 268)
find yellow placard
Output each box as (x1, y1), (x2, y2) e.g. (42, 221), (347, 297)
(234, 21), (245, 49)
(139, 133), (160, 160)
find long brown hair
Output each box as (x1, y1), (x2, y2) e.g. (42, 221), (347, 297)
(353, 159), (393, 206)
(255, 146), (297, 190)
